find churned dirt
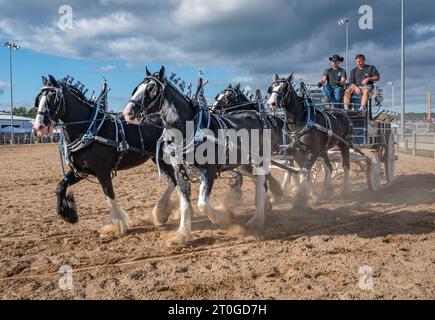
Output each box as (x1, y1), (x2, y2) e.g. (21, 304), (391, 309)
(0, 143), (434, 299)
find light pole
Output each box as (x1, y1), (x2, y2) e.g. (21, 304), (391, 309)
(400, 0), (405, 138)
(387, 81), (394, 111)
(2, 41), (20, 144)
(338, 17), (349, 77)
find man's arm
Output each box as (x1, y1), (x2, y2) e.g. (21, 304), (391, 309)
(318, 69), (328, 87)
(362, 66), (380, 85)
(339, 70), (347, 86)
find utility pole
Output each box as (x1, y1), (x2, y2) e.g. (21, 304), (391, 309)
(2, 41), (20, 144)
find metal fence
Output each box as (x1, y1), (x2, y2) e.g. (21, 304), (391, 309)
(397, 132), (435, 158)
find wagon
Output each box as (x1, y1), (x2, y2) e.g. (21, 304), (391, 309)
(271, 81), (398, 192)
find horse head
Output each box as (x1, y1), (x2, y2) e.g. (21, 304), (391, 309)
(211, 83), (252, 113)
(33, 75), (65, 136)
(266, 73), (294, 112)
(123, 66), (166, 124)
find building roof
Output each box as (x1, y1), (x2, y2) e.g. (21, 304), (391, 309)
(0, 114), (34, 121)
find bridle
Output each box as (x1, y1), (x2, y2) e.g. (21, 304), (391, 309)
(268, 78), (309, 126)
(212, 89), (238, 112)
(213, 88), (257, 114)
(37, 85), (66, 124)
(268, 79), (293, 110)
(128, 76), (166, 123)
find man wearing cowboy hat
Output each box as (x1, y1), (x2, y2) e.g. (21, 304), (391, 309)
(317, 54), (347, 108)
(343, 54), (380, 111)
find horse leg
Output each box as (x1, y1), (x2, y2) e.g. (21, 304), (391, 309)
(197, 170), (232, 225)
(97, 172), (132, 237)
(339, 143), (352, 197)
(247, 170), (268, 229)
(318, 152), (334, 200)
(281, 171), (291, 191)
(294, 153), (317, 208)
(281, 159), (300, 193)
(221, 170), (243, 207)
(152, 178), (176, 226)
(56, 169), (82, 224)
(166, 171), (193, 247)
(267, 173), (285, 203)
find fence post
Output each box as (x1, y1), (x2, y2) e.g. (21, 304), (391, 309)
(412, 132), (417, 156)
(433, 134), (435, 159)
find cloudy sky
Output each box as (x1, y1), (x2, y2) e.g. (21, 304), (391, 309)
(0, 0), (433, 112)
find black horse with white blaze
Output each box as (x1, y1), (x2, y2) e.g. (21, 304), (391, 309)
(33, 75), (177, 236)
(123, 66), (283, 247)
(211, 83), (297, 199)
(266, 74), (353, 206)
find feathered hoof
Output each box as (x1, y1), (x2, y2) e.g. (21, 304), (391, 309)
(58, 195), (79, 224)
(165, 231), (192, 248)
(152, 208), (170, 226)
(247, 216), (265, 230)
(98, 219), (129, 237)
(59, 209), (79, 224)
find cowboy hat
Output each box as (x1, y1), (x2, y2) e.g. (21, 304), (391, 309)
(329, 54), (344, 62)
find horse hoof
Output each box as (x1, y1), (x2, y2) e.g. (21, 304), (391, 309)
(152, 209), (170, 226)
(60, 212), (79, 224)
(165, 232), (191, 248)
(247, 217), (265, 230)
(99, 220), (129, 237)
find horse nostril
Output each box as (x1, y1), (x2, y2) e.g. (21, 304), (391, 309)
(271, 102), (276, 107)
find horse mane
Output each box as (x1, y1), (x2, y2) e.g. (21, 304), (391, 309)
(162, 75), (196, 105)
(60, 81), (94, 107)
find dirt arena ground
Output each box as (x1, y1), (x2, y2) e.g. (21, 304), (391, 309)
(0, 143), (434, 299)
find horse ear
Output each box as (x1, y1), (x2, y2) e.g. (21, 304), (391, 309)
(145, 66), (151, 76)
(287, 73), (294, 82)
(275, 74), (280, 81)
(48, 75), (58, 86)
(158, 66), (165, 80)
(41, 76), (48, 86)
(235, 83), (240, 91)
(228, 84), (232, 89)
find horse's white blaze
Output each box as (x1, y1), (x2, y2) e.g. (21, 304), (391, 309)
(33, 95), (48, 135)
(267, 83), (284, 112)
(211, 93), (225, 109)
(123, 82), (148, 124)
(106, 196), (132, 234)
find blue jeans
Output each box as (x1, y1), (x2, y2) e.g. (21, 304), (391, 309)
(323, 84), (344, 108)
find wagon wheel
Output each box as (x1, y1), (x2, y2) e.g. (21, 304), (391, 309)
(384, 131), (395, 183)
(367, 151), (382, 192)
